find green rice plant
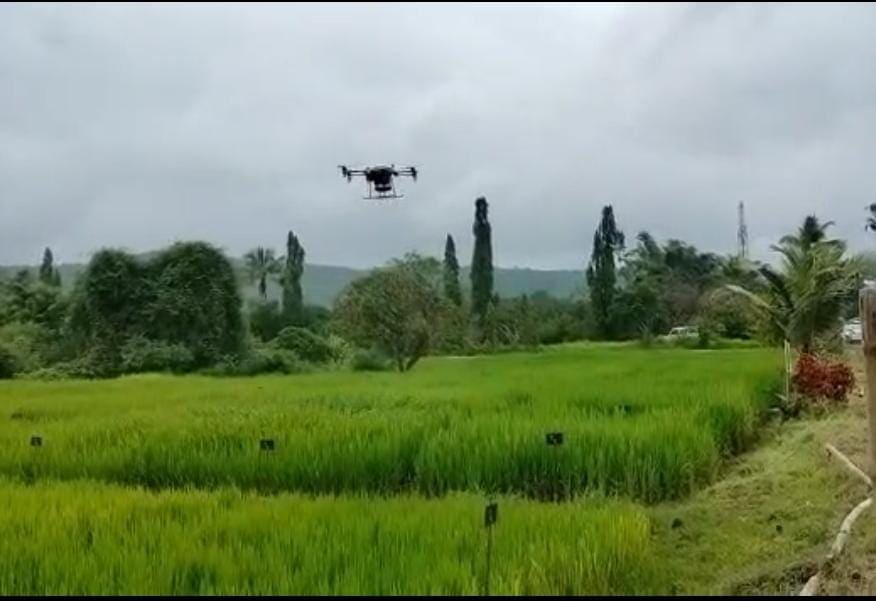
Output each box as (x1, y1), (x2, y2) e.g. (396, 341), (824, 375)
(0, 479), (666, 595)
(0, 344), (780, 502)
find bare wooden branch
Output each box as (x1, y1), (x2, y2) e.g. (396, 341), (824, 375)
(825, 443), (873, 488)
(800, 497), (873, 596)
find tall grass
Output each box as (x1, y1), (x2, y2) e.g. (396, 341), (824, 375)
(0, 344), (780, 502)
(0, 479), (666, 595)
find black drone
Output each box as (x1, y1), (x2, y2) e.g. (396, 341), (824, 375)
(339, 164), (417, 200)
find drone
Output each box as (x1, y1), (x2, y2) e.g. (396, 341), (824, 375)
(338, 164), (417, 200)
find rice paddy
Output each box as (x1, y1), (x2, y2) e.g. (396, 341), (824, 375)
(0, 343), (781, 594)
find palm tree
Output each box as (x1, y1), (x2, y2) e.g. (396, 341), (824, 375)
(726, 216), (858, 353)
(244, 247), (280, 300)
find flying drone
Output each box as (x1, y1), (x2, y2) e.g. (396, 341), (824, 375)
(338, 164), (417, 200)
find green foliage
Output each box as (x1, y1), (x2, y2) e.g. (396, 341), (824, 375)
(38, 247), (60, 286)
(334, 253), (451, 371)
(0, 345), (778, 502)
(350, 347), (392, 371)
(699, 290), (755, 339)
(0, 322), (51, 373)
(206, 347), (303, 377)
(0, 480), (664, 595)
(587, 205), (625, 338)
(0, 270), (68, 330)
(470, 197), (493, 323)
(69, 242), (245, 375)
(120, 336), (195, 374)
(725, 215), (859, 353)
(613, 231), (727, 339)
(145, 242), (245, 366)
(247, 299), (285, 342)
(443, 234), (462, 306)
(0, 344), (17, 378)
(71, 249), (150, 360)
(243, 246), (280, 300)
(272, 326), (333, 363)
(281, 231), (305, 324)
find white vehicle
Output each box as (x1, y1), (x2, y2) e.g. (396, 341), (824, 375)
(842, 319), (863, 344)
(662, 326), (699, 341)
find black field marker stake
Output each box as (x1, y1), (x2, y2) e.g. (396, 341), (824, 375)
(483, 500), (498, 596)
(546, 432), (564, 446)
(259, 438), (275, 452)
(30, 435), (42, 448)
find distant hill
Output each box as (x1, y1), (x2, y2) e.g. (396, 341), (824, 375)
(1, 260), (584, 307)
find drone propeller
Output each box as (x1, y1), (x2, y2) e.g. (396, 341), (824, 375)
(338, 165), (352, 182)
(410, 166), (418, 181)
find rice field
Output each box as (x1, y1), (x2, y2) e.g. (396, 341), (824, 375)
(0, 343), (780, 594)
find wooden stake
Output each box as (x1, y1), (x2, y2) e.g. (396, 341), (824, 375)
(859, 287), (876, 489)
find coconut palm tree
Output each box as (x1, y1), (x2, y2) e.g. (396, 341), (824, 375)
(726, 215), (859, 353)
(244, 247), (280, 300)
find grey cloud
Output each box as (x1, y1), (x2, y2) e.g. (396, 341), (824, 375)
(2, 2), (876, 270)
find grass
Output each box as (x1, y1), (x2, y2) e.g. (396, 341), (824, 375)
(0, 480), (664, 595)
(0, 343), (780, 502)
(0, 342), (807, 594)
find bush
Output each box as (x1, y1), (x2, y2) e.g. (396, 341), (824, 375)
(0, 322), (49, 373)
(247, 300), (285, 342)
(120, 336), (195, 374)
(350, 348), (391, 372)
(24, 357), (107, 380)
(205, 347), (303, 377)
(325, 334), (354, 365)
(272, 327), (333, 363)
(0, 344), (17, 379)
(792, 353), (855, 404)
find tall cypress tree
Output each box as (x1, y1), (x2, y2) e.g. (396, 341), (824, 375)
(586, 205), (624, 339)
(39, 247), (58, 286)
(282, 231), (305, 324)
(470, 196), (493, 322)
(443, 234), (462, 306)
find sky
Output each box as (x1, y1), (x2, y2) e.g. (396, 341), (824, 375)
(3, 2), (876, 269)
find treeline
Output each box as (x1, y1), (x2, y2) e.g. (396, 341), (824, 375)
(0, 198), (863, 379)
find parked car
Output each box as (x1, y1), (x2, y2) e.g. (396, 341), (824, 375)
(661, 325), (699, 342)
(842, 318), (863, 344)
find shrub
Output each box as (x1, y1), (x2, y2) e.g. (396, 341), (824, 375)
(792, 353), (855, 403)
(206, 348), (303, 377)
(350, 348), (391, 372)
(0, 322), (49, 373)
(325, 334), (354, 365)
(272, 327), (333, 363)
(0, 344), (17, 379)
(247, 300), (285, 342)
(120, 336), (195, 374)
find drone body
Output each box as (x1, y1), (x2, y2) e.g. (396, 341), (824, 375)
(339, 164), (417, 200)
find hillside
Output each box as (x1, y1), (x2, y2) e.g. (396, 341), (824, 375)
(0, 260), (584, 307)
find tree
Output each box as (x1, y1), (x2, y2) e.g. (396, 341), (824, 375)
(586, 205), (624, 338)
(146, 242), (245, 366)
(281, 231), (305, 324)
(471, 197), (494, 323)
(244, 247), (280, 300)
(726, 215), (858, 353)
(443, 234), (462, 306)
(333, 254), (449, 372)
(39, 247), (59, 286)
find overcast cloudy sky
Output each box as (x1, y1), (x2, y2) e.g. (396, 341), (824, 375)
(3, 2), (876, 269)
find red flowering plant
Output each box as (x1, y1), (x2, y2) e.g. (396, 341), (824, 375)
(792, 353), (855, 406)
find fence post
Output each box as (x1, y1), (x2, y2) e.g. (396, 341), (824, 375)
(859, 286), (876, 489)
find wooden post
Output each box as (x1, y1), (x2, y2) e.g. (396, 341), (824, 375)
(859, 286), (876, 487)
